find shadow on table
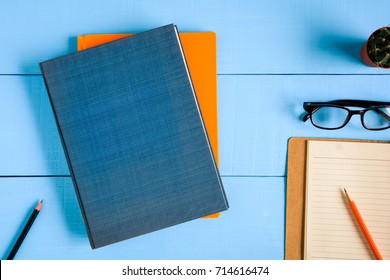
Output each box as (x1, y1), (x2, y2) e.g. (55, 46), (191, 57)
(2, 202), (38, 259)
(18, 37), (86, 240)
(317, 34), (365, 64)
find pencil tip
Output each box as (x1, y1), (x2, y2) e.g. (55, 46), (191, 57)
(343, 188), (352, 202)
(36, 200), (44, 211)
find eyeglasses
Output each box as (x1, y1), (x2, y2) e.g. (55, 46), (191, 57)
(303, 100), (390, 130)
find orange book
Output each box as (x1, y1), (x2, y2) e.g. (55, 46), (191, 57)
(78, 32), (220, 218)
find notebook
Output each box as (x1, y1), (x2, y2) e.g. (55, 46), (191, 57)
(285, 137), (390, 259)
(304, 140), (390, 259)
(77, 32), (219, 165)
(77, 32), (220, 218)
(40, 24), (229, 249)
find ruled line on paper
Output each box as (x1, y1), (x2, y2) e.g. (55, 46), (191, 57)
(311, 256), (369, 260)
(314, 163), (390, 168)
(312, 178), (390, 184)
(313, 171), (390, 177)
(304, 140), (390, 260)
(313, 165), (390, 170)
(313, 156), (390, 162)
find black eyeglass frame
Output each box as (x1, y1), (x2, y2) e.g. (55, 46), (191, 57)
(303, 100), (390, 130)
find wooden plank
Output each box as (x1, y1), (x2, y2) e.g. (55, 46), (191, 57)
(1, 75), (390, 176)
(0, 176), (285, 259)
(218, 75), (390, 176)
(0, 0), (389, 74)
(0, 76), (68, 175)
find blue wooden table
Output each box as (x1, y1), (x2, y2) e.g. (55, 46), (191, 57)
(0, 0), (389, 260)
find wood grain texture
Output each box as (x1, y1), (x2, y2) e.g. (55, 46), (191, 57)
(1, 0), (390, 260)
(0, 76), (67, 175)
(218, 75), (390, 176)
(1, 75), (389, 176)
(0, 176), (285, 259)
(1, 0), (390, 74)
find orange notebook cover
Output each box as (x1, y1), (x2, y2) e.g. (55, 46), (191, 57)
(78, 32), (220, 218)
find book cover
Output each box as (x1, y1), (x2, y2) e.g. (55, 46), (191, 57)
(78, 32), (219, 165)
(40, 24), (229, 249)
(78, 32), (220, 218)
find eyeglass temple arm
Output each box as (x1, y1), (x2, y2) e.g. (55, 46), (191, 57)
(302, 106), (320, 122)
(340, 100), (390, 121)
(302, 113), (310, 122)
(331, 99), (390, 107)
(303, 107), (390, 122)
(303, 100), (390, 121)
(372, 108), (390, 121)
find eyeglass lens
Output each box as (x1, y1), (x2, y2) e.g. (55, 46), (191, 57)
(363, 107), (390, 129)
(310, 106), (390, 129)
(310, 106), (349, 129)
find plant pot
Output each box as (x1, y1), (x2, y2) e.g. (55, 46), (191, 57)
(360, 27), (390, 69)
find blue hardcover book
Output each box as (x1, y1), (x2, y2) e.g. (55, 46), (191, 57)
(40, 24), (229, 249)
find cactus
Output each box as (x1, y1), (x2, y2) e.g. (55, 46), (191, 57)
(367, 27), (390, 68)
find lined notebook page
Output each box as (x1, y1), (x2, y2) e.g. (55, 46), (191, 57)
(304, 140), (390, 260)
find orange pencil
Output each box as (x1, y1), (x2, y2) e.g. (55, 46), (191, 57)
(343, 188), (383, 260)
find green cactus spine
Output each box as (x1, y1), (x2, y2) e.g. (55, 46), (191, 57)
(367, 27), (390, 68)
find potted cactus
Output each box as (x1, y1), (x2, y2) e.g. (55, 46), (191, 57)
(360, 27), (390, 68)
